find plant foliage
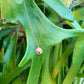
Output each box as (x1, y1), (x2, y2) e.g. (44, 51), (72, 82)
(0, 0), (84, 84)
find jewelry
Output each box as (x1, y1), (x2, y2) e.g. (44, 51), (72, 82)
(23, 0), (46, 55)
(35, 45), (43, 55)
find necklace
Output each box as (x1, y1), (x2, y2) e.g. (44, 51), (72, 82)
(23, 0), (46, 55)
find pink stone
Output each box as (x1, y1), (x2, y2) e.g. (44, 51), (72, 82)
(35, 47), (43, 55)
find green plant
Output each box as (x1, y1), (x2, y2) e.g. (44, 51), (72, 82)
(0, 0), (84, 84)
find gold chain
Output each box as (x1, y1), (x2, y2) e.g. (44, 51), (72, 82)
(23, 0), (46, 47)
(38, 0), (46, 46)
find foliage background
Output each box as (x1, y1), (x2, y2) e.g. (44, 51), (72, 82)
(0, 0), (84, 84)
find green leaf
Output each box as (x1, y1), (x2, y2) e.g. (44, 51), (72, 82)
(0, 28), (15, 40)
(52, 41), (74, 78)
(0, 52), (3, 62)
(65, 20), (81, 29)
(65, 8), (84, 29)
(72, 36), (84, 69)
(42, 0), (74, 21)
(3, 31), (17, 76)
(73, 8), (84, 21)
(81, 21), (84, 28)
(1, 0), (84, 84)
(1, 30), (24, 84)
(0, 62), (31, 84)
(62, 65), (78, 84)
(63, 8), (84, 29)
(46, 6), (60, 24)
(63, 8), (84, 84)
(76, 73), (84, 78)
(3, 36), (11, 52)
(41, 49), (55, 84)
(0, 22), (17, 28)
(65, 7), (84, 70)
(12, 77), (24, 84)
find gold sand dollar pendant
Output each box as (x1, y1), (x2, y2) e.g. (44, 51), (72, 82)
(35, 46), (43, 55)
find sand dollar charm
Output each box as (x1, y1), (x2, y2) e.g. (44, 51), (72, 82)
(35, 47), (43, 55)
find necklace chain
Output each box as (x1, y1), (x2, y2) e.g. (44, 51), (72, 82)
(38, 0), (46, 46)
(23, 0), (46, 47)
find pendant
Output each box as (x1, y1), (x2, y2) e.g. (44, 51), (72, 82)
(35, 46), (43, 55)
